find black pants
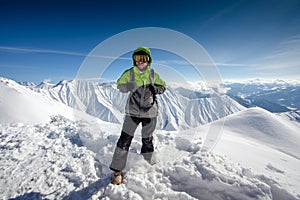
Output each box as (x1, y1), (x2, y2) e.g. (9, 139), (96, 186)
(110, 115), (157, 172)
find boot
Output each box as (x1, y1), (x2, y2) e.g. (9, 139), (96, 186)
(146, 159), (156, 165)
(111, 171), (123, 185)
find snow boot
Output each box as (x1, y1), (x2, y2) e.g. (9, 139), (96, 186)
(111, 171), (124, 185)
(146, 159), (156, 165)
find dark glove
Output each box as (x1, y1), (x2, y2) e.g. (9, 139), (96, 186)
(126, 82), (136, 92)
(117, 82), (136, 93)
(150, 84), (165, 95)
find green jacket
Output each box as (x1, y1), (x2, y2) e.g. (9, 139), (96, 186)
(117, 66), (166, 118)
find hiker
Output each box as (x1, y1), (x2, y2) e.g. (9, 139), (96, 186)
(110, 46), (166, 184)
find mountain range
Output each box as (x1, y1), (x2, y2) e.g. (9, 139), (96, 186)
(18, 79), (246, 130)
(223, 79), (300, 112)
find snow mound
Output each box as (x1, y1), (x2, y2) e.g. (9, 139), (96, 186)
(209, 107), (300, 199)
(221, 107), (300, 159)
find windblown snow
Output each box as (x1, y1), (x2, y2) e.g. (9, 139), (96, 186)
(1, 77), (300, 200)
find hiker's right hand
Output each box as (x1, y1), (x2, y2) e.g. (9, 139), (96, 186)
(125, 82), (136, 92)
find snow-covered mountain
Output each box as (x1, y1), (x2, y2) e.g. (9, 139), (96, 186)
(1, 77), (300, 199)
(223, 79), (300, 113)
(24, 79), (245, 130)
(0, 77), (101, 124)
(278, 109), (300, 123)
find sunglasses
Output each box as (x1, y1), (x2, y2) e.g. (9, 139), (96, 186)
(134, 55), (149, 63)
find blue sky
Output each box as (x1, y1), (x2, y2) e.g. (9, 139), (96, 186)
(1, 0), (300, 83)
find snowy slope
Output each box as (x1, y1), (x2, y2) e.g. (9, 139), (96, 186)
(219, 107), (300, 159)
(208, 107), (300, 199)
(0, 78), (100, 124)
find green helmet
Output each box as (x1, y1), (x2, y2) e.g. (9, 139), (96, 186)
(132, 46), (152, 64)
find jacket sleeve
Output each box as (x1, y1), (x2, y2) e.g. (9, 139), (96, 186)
(153, 72), (166, 94)
(117, 69), (131, 93)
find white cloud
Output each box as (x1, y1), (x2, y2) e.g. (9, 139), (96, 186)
(215, 63), (257, 67)
(0, 46), (87, 57)
(261, 34), (300, 64)
(155, 59), (254, 68)
(250, 34), (300, 78)
(42, 78), (52, 83)
(0, 46), (132, 60)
